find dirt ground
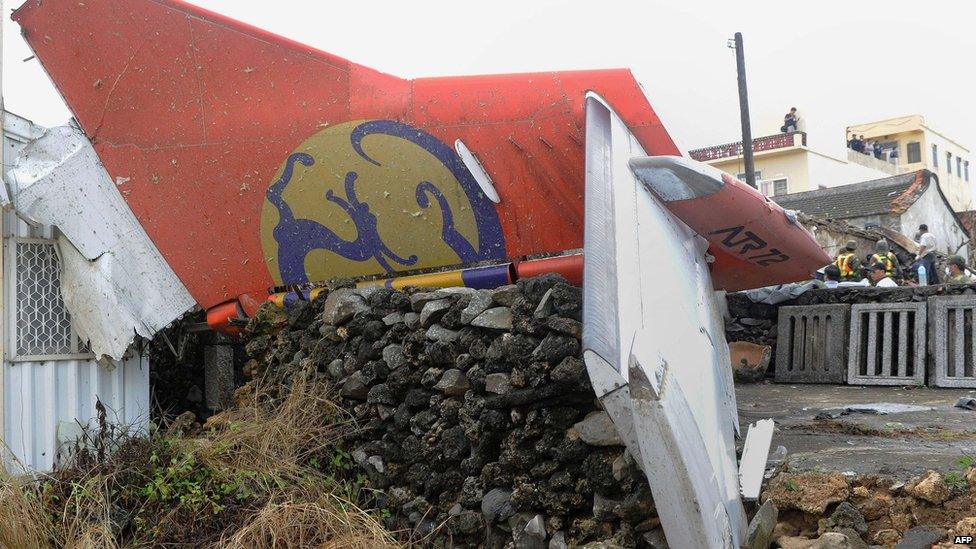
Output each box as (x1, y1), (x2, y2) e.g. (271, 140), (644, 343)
(737, 383), (976, 478)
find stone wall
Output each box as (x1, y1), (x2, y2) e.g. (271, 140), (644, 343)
(242, 275), (662, 548)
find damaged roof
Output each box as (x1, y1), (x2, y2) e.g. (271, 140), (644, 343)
(772, 171), (926, 219)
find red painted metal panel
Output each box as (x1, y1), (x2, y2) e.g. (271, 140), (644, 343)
(13, 0), (680, 310)
(664, 174), (832, 291)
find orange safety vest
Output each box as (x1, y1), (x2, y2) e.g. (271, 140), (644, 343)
(871, 252), (896, 277)
(835, 252), (857, 278)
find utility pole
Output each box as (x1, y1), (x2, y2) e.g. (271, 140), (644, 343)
(731, 32), (756, 189)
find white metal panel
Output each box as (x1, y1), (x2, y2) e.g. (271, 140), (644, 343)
(6, 125), (195, 360)
(3, 353), (150, 472)
(582, 94), (747, 548)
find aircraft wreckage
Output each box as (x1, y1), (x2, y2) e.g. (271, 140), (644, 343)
(8, 0), (830, 545)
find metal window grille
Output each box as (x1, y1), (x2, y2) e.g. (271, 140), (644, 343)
(7, 238), (91, 361)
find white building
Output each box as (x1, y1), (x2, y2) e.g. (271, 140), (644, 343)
(1, 111), (149, 472)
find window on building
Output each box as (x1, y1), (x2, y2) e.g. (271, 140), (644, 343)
(773, 178), (788, 196)
(759, 181), (772, 196)
(948, 152), (953, 174)
(966, 161), (970, 182)
(933, 144), (939, 168)
(735, 171), (762, 182)
(957, 156), (962, 177)
(907, 142), (921, 163)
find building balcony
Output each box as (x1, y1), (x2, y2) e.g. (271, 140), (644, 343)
(688, 132), (807, 162)
(846, 149), (901, 176)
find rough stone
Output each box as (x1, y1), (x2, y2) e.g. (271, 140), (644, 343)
(894, 525), (946, 548)
(778, 533), (852, 549)
(420, 298), (453, 327)
(612, 451), (636, 482)
(826, 502), (867, 535)
(642, 528), (670, 548)
(855, 495), (891, 521)
(426, 324), (461, 343)
(481, 488), (515, 523)
(525, 514), (546, 539)
(382, 344), (409, 369)
(764, 472), (851, 514)
(907, 471), (950, 504)
(546, 316), (582, 339)
(549, 531), (568, 549)
(461, 290), (494, 324)
(571, 411), (623, 447)
(492, 284), (521, 307)
(954, 517), (976, 537)
(340, 371), (369, 400)
(434, 369), (471, 396)
(322, 289), (369, 325)
(472, 307), (514, 330)
(533, 333), (580, 363)
(403, 312), (420, 329)
(410, 291), (441, 312)
(534, 288), (555, 319)
(382, 312), (403, 326)
(327, 359), (345, 379)
(485, 373), (513, 395)
(745, 499), (778, 549)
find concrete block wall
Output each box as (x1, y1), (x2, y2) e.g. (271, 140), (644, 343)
(775, 304), (850, 384)
(847, 302), (926, 386)
(928, 296), (976, 388)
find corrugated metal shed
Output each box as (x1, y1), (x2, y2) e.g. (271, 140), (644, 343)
(2, 111), (151, 472)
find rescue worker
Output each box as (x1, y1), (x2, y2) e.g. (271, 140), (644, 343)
(870, 239), (900, 279)
(824, 264), (842, 288)
(913, 224), (940, 284)
(835, 240), (862, 281)
(946, 255), (973, 285)
(868, 263), (898, 288)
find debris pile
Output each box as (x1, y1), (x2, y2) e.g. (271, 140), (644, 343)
(243, 275), (665, 548)
(763, 469), (976, 547)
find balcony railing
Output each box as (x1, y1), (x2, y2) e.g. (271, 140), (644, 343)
(689, 132), (807, 162)
(846, 148), (900, 176)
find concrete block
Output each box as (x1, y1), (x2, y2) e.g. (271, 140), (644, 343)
(847, 302), (926, 386)
(928, 296), (976, 388)
(204, 343), (235, 410)
(775, 304), (850, 384)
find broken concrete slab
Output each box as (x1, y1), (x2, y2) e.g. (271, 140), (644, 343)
(744, 499), (778, 549)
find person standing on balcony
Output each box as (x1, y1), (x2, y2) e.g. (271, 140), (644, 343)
(864, 139), (876, 157)
(913, 224), (940, 284)
(782, 107), (799, 133)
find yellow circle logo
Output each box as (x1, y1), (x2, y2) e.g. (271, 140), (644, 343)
(260, 120), (505, 285)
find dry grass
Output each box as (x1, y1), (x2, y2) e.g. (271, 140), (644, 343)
(0, 464), (53, 549)
(0, 365), (401, 548)
(220, 492), (398, 549)
(199, 366), (351, 479)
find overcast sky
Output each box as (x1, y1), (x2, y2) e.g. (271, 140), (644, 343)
(4, 0), (975, 158)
